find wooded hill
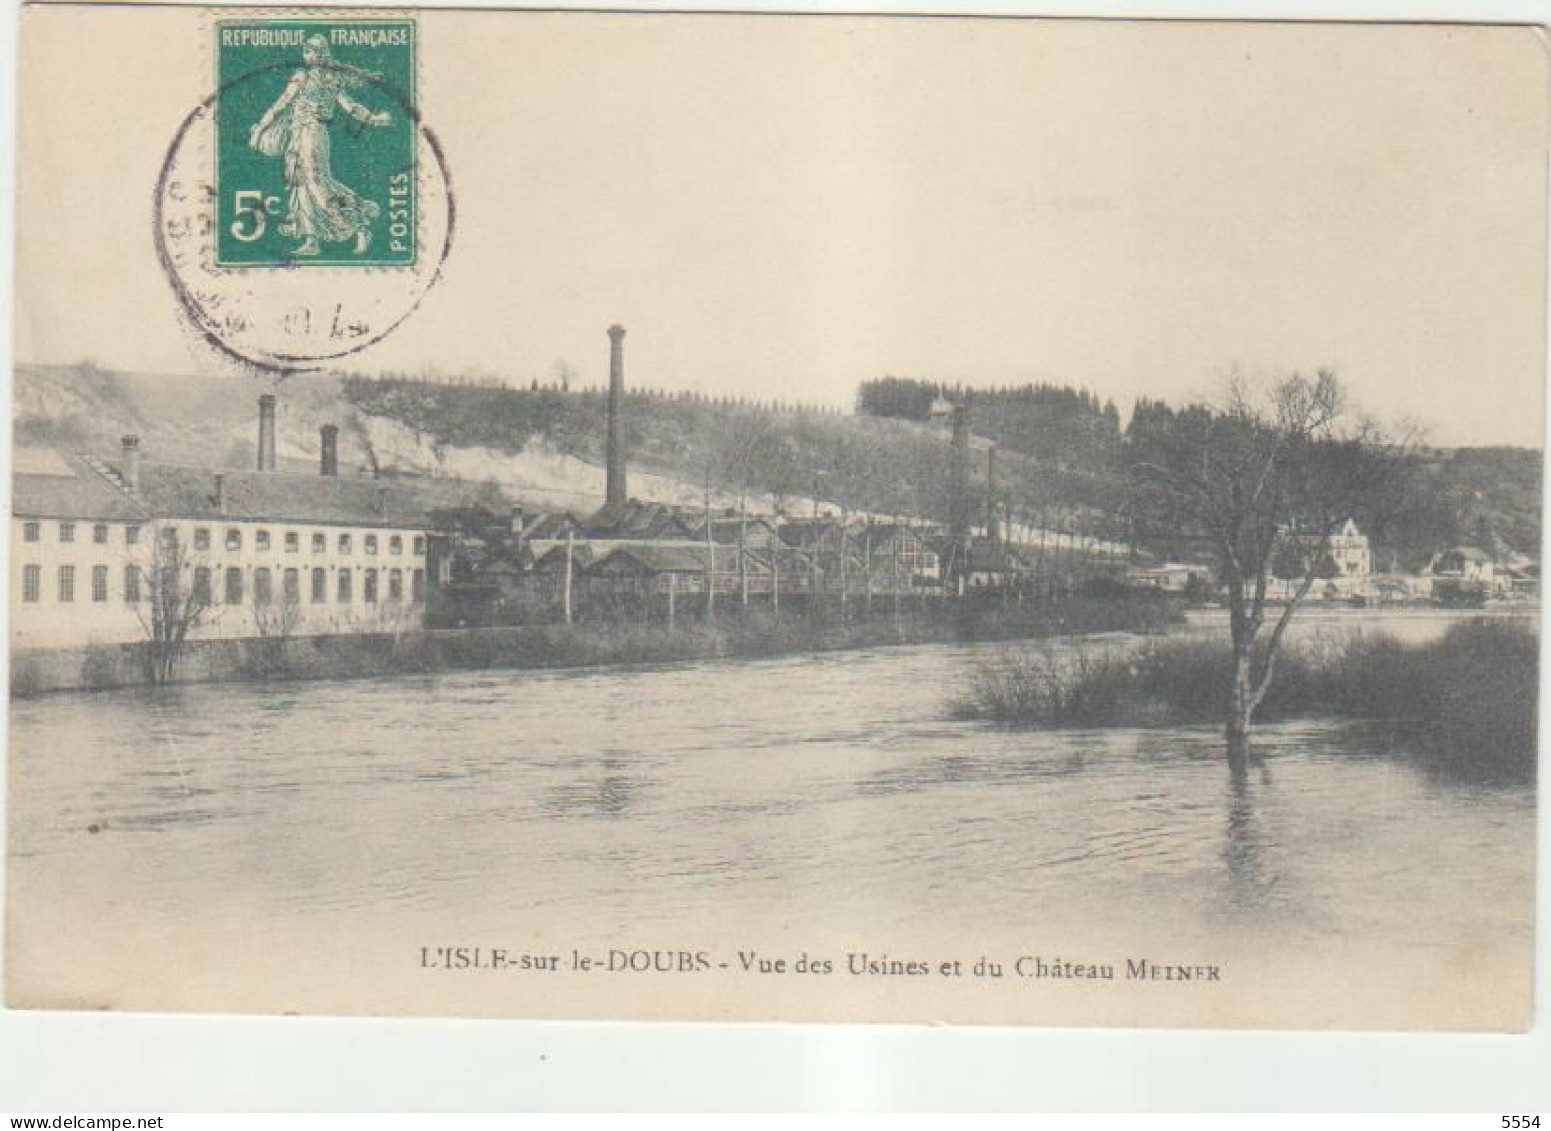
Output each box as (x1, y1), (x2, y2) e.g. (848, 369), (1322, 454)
(14, 362), (1542, 564)
(860, 377), (1542, 565)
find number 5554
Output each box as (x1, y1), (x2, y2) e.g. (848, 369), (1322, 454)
(1502, 1118), (1540, 1128)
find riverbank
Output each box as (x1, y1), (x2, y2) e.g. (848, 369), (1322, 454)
(11, 594), (1180, 696)
(956, 618), (1538, 779)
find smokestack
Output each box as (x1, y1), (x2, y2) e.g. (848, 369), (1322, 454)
(320, 424), (339, 477)
(120, 436), (141, 492)
(258, 394), (277, 472)
(213, 473), (226, 512)
(606, 324), (627, 507)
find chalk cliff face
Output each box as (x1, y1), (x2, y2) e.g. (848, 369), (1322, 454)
(10, 363), (749, 515)
(13, 362), (348, 474)
(342, 410), (718, 513)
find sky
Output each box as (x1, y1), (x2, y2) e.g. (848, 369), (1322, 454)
(14, 10), (1550, 446)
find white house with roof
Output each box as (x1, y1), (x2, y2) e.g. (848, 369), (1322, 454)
(1266, 517), (1374, 599)
(1324, 518), (1373, 579)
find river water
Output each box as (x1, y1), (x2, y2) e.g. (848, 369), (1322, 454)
(5, 610), (1536, 1027)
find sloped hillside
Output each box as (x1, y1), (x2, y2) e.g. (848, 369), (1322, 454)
(13, 363), (1541, 560)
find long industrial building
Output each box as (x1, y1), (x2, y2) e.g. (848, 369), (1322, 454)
(9, 406), (481, 650)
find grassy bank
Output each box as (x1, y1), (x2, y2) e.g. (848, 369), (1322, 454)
(957, 619), (1539, 777)
(12, 595), (1180, 696)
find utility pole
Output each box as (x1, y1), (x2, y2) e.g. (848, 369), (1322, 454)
(864, 519), (874, 619)
(705, 516), (716, 623)
(739, 508), (749, 608)
(563, 529), (574, 625)
(893, 529), (902, 618)
(839, 519), (849, 622)
(986, 444), (999, 543)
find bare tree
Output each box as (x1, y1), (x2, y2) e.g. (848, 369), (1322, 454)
(132, 526), (216, 685)
(251, 580), (304, 676)
(1127, 370), (1408, 771)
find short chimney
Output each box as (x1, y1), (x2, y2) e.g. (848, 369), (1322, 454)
(375, 486), (387, 514)
(258, 394), (277, 472)
(320, 424), (339, 477)
(605, 324), (628, 507)
(120, 435), (141, 492)
(213, 473), (226, 512)
(510, 506), (526, 536)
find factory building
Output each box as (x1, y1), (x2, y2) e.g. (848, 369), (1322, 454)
(11, 403), (495, 651)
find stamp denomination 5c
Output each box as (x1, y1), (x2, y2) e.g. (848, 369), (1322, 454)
(216, 18), (417, 267)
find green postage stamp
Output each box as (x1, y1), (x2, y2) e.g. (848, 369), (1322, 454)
(216, 19), (417, 267)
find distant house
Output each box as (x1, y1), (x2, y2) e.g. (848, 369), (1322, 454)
(422, 504), (537, 626)
(529, 540), (603, 577)
(1372, 574), (1431, 603)
(1428, 546), (1496, 587)
(586, 542), (766, 595)
(689, 515), (827, 595)
(964, 543), (1027, 590)
(1325, 518), (1373, 578)
(520, 510), (585, 542)
(584, 499), (696, 541)
(530, 538), (703, 578)
(691, 514), (783, 551)
(1500, 563), (1539, 598)
(778, 517), (875, 594)
(1124, 563), (1209, 593)
(777, 517), (849, 553)
(1266, 517), (1374, 599)
(1281, 517), (1372, 580)
(863, 523), (941, 590)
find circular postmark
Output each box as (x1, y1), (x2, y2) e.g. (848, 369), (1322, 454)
(155, 51), (454, 374)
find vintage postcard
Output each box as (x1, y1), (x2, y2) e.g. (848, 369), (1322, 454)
(5, 7), (1543, 1030)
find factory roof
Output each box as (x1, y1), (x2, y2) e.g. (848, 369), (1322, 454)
(12, 447), (503, 529)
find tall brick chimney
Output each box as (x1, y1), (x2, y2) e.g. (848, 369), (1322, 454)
(120, 435), (140, 492)
(258, 394), (277, 472)
(605, 324), (627, 507)
(320, 424), (339, 477)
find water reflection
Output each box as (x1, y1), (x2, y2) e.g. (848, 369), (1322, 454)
(1223, 771), (1273, 913)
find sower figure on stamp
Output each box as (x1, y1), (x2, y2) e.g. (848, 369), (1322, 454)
(248, 34), (392, 257)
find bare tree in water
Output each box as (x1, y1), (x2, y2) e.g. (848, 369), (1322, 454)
(1127, 370), (1408, 772)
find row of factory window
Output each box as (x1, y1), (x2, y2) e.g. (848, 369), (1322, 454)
(20, 520), (427, 557)
(20, 564), (426, 606)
